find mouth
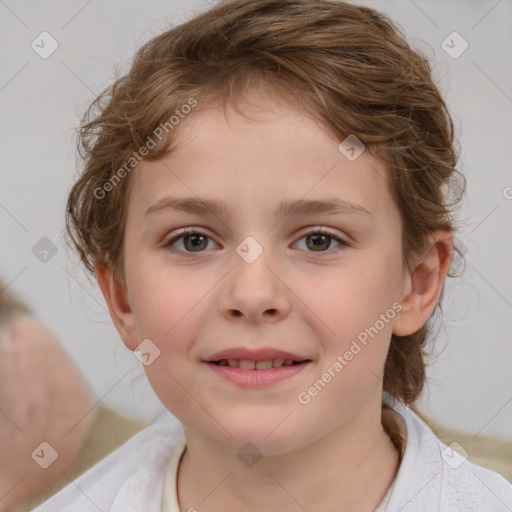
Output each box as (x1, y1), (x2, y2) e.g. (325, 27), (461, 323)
(203, 350), (312, 387)
(209, 358), (309, 370)
(202, 347), (312, 386)
(203, 347), (311, 366)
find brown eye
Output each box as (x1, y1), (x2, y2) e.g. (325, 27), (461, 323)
(295, 229), (349, 254)
(165, 230), (214, 253)
(305, 233), (332, 251)
(182, 233), (209, 252)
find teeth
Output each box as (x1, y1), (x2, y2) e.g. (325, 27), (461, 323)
(255, 360), (273, 370)
(239, 359), (256, 370)
(216, 358), (302, 370)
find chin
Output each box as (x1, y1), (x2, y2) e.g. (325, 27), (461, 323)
(212, 415), (303, 454)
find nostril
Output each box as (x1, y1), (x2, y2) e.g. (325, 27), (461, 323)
(229, 309), (277, 318)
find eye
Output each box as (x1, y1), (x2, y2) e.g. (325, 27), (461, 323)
(294, 228), (350, 254)
(164, 228), (217, 253)
(163, 227), (350, 255)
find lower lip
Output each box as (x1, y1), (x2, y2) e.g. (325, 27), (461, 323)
(204, 361), (310, 388)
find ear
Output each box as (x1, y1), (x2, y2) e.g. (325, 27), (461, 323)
(95, 260), (138, 351)
(393, 231), (453, 337)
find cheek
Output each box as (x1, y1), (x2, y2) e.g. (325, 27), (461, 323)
(295, 264), (399, 416)
(295, 254), (402, 382)
(302, 262), (400, 335)
(127, 258), (206, 340)
(127, 266), (208, 416)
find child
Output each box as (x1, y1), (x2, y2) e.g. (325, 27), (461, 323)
(32, 0), (512, 510)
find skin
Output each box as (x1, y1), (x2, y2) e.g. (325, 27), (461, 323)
(96, 91), (452, 511)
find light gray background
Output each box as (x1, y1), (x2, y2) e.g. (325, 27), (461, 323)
(1, 0), (511, 440)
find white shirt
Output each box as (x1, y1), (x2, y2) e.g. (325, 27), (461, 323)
(31, 394), (512, 511)
(159, 438), (395, 511)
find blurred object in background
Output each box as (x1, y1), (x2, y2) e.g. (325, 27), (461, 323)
(0, 279), (96, 511)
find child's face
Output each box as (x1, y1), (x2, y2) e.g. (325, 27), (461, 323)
(113, 94), (411, 453)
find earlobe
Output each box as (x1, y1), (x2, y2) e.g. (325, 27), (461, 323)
(392, 232), (453, 337)
(94, 260), (138, 351)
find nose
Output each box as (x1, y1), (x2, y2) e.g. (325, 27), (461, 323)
(218, 246), (292, 324)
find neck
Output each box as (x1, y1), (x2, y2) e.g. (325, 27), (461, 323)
(176, 402), (402, 512)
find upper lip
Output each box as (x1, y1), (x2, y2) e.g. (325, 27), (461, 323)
(203, 347), (311, 363)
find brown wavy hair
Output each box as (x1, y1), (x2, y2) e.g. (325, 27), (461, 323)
(66, 0), (465, 414)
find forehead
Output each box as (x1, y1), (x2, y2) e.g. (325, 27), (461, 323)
(127, 96), (399, 226)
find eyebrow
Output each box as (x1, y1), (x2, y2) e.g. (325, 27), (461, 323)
(144, 196), (372, 219)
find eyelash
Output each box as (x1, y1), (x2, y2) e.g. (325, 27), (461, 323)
(163, 227), (350, 255)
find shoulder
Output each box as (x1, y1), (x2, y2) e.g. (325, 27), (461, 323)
(384, 395), (512, 511)
(439, 445), (512, 511)
(30, 410), (185, 512)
